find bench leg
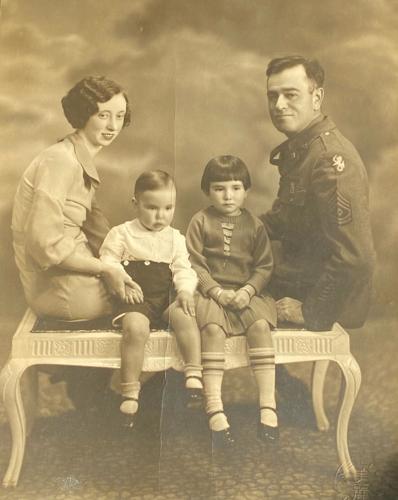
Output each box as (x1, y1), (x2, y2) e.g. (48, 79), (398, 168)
(336, 355), (361, 480)
(21, 366), (38, 437)
(311, 360), (330, 431)
(0, 359), (29, 487)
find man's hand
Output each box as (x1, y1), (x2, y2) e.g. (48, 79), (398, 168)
(276, 297), (305, 325)
(125, 284), (144, 304)
(101, 263), (142, 301)
(176, 291), (196, 316)
(228, 288), (251, 310)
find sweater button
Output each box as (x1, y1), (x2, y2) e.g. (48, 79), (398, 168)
(144, 260), (150, 266)
(123, 260), (129, 266)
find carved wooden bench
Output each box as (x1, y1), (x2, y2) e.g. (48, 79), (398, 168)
(0, 308), (361, 486)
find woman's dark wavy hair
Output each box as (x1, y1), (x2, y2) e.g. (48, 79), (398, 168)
(200, 155), (251, 194)
(61, 76), (131, 129)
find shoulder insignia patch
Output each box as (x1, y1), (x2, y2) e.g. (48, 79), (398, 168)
(328, 191), (352, 225)
(332, 154), (345, 173)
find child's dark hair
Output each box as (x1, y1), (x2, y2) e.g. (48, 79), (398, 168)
(134, 170), (175, 199)
(200, 155), (251, 194)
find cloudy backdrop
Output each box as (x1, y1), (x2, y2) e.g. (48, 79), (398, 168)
(1, 0), (397, 320)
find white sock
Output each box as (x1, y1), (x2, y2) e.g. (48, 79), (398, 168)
(249, 347), (278, 427)
(120, 381), (141, 415)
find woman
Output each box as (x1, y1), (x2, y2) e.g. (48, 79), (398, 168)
(12, 76), (138, 320)
(11, 76), (139, 410)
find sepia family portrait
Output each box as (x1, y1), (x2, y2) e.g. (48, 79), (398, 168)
(0, 1), (397, 498)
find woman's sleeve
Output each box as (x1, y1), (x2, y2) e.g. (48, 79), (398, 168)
(246, 220), (274, 294)
(25, 153), (79, 270)
(82, 195), (110, 257)
(185, 213), (221, 294)
(171, 232), (198, 294)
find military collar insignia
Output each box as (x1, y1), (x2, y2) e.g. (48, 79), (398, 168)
(270, 116), (337, 167)
(66, 133), (101, 185)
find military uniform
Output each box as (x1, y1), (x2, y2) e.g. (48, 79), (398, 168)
(261, 116), (376, 330)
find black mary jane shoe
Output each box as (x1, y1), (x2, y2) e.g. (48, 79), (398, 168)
(208, 411), (236, 450)
(185, 376), (203, 409)
(257, 406), (279, 442)
(185, 388), (203, 409)
(212, 428), (236, 450)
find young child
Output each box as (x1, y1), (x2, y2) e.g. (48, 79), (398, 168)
(100, 170), (202, 427)
(186, 155), (278, 448)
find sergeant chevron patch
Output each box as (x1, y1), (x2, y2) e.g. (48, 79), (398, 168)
(328, 191), (352, 225)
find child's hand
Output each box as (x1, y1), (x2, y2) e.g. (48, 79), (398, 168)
(228, 289), (251, 310)
(125, 282), (144, 304)
(218, 290), (236, 307)
(177, 291), (196, 316)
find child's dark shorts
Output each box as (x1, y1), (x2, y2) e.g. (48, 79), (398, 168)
(112, 260), (174, 329)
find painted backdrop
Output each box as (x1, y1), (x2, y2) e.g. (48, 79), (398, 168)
(1, 0), (397, 321)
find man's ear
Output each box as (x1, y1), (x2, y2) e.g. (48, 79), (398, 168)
(313, 87), (324, 111)
(131, 197), (137, 206)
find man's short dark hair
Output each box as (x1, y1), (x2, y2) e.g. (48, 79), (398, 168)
(266, 56), (325, 88)
(61, 76), (131, 129)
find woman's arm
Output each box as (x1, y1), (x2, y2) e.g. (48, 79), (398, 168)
(25, 154), (79, 269)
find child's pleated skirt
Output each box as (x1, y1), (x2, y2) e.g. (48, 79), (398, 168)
(195, 290), (277, 336)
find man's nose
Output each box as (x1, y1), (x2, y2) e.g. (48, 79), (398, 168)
(275, 94), (288, 110)
(224, 190), (232, 200)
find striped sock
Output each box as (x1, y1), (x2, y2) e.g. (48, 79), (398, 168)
(248, 347), (278, 427)
(184, 364), (203, 389)
(202, 352), (229, 431)
(120, 381), (141, 415)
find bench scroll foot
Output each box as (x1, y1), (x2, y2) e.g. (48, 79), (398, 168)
(0, 360), (29, 487)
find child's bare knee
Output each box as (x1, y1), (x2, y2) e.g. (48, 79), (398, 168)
(247, 320), (272, 345)
(201, 323), (224, 342)
(122, 314), (150, 344)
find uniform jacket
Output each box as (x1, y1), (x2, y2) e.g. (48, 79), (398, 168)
(261, 116), (376, 330)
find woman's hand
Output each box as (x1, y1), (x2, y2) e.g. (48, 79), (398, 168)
(228, 289), (251, 310)
(176, 291), (196, 316)
(101, 263), (142, 301)
(125, 285), (144, 304)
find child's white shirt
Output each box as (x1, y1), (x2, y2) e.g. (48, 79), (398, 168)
(100, 219), (197, 294)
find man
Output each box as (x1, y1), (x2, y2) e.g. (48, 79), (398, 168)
(261, 56), (376, 331)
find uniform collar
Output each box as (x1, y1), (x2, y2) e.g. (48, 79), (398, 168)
(66, 132), (100, 184)
(270, 116), (337, 166)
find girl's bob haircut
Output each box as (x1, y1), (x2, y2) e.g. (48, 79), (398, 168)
(134, 170), (175, 199)
(200, 155), (251, 194)
(61, 75), (131, 129)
